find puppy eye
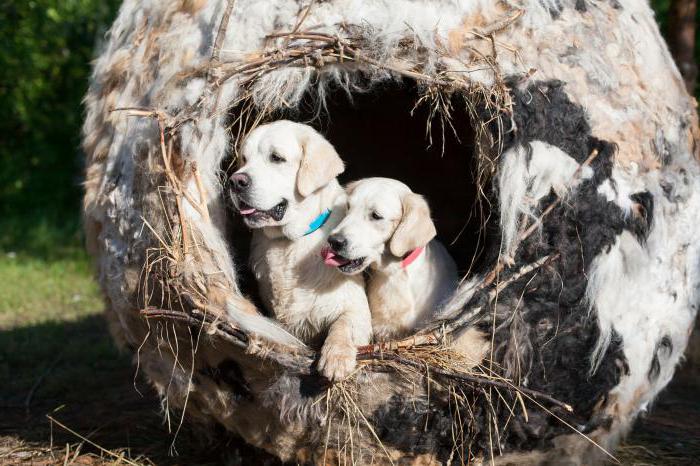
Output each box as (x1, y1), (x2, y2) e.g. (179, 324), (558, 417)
(370, 211), (383, 221)
(270, 152), (286, 163)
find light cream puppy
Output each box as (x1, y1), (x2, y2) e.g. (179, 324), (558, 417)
(323, 178), (458, 339)
(229, 120), (372, 381)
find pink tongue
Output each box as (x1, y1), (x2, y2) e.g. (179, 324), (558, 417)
(321, 247), (350, 267)
(239, 208), (257, 215)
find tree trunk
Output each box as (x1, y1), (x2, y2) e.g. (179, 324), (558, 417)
(668, 0), (698, 93)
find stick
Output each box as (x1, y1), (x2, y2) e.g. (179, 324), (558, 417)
(139, 307), (315, 373)
(357, 253), (557, 354)
(518, 148), (599, 242)
(46, 415), (142, 466)
(211, 0), (237, 64)
(140, 307), (248, 348)
(25, 354), (62, 413)
(191, 162), (210, 222)
(358, 353), (573, 413)
(155, 116), (206, 219)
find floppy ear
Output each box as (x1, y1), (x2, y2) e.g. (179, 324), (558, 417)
(389, 193), (437, 257)
(296, 128), (345, 197)
(344, 180), (361, 196)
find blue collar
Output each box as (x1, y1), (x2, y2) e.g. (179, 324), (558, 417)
(304, 209), (332, 236)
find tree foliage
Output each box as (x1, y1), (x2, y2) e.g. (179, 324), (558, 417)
(0, 0), (119, 253)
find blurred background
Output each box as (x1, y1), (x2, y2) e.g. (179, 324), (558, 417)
(0, 1), (698, 464)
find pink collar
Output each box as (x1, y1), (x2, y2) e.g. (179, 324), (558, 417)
(400, 247), (424, 269)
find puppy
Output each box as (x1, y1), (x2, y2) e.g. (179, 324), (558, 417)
(323, 178), (458, 339)
(229, 120), (372, 381)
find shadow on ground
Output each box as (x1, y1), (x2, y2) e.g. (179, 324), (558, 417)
(0, 314), (280, 465)
(0, 313), (698, 465)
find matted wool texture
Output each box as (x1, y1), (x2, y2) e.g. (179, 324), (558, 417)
(82, 0), (700, 463)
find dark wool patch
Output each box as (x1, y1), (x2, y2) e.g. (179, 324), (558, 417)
(541, 0), (564, 18)
(629, 191), (655, 242)
(368, 79), (652, 459)
(200, 359), (253, 402)
(473, 80), (660, 452)
(502, 79), (593, 163)
(298, 373), (328, 397)
(648, 335), (674, 381)
(470, 140), (631, 451)
(575, 0), (587, 12)
(369, 394), (455, 460)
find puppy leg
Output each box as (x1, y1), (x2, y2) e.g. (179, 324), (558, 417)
(318, 309), (372, 381)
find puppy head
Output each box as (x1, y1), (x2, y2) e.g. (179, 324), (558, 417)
(324, 178), (436, 274)
(229, 120), (344, 229)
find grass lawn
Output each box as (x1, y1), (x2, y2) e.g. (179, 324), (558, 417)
(0, 252), (102, 329)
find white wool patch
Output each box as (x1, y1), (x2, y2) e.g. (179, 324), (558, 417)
(225, 301), (306, 348)
(440, 275), (482, 319)
(498, 140), (593, 256)
(596, 163), (647, 216)
(587, 162), (700, 416)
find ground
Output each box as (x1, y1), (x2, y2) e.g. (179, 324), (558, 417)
(0, 250), (698, 465)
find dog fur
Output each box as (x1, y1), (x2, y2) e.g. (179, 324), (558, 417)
(325, 178), (458, 339)
(230, 121), (372, 380)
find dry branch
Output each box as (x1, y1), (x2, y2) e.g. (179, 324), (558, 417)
(211, 0), (237, 64)
(358, 352), (572, 412)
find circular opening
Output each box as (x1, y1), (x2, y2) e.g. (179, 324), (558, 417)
(226, 78), (491, 304)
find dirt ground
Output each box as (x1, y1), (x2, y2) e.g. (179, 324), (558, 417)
(1, 313), (698, 465)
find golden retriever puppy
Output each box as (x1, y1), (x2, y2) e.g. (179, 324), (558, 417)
(322, 178), (458, 339)
(229, 120), (371, 381)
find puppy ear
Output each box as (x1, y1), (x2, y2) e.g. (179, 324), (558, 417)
(297, 128), (344, 197)
(389, 193), (437, 257)
(344, 180), (361, 195)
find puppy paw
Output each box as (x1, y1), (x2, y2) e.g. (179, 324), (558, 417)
(318, 340), (357, 381)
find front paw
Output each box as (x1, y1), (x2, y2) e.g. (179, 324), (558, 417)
(318, 340), (357, 381)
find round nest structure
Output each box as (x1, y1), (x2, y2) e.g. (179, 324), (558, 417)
(82, 0), (700, 464)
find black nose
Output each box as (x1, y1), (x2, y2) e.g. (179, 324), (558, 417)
(231, 172), (251, 192)
(328, 235), (347, 252)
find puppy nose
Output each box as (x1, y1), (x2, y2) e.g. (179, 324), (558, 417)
(231, 172), (251, 192)
(328, 235), (347, 252)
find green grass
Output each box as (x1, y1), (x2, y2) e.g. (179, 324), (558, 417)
(0, 242), (115, 408)
(0, 250), (102, 329)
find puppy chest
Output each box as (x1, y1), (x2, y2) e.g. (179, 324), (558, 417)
(252, 242), (355, 338)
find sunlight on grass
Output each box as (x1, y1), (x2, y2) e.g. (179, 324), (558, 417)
(0, 251), (103, 329)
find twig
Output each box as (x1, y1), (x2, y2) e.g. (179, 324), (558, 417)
(155, 116), (207, 219)
(357, 253), (557, 353)
(358, 353), (573, 412)
(211, 0), (237, 64)
(283, 0), (318, 49)
(25, 353), (62, 413)
(518, 148), (599, 242)
(46, 415), (142, 466)
(139, 307), (315, 373)
(191, 162), (210, 222)
(473, 9), (524, 36)
(140, 307), (248, 348)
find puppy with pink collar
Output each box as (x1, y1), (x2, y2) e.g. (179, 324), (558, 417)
(323, 178), (458, 340)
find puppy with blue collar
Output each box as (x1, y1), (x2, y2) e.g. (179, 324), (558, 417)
(229, 120), (371, 381)
(323, 178), (458, 340)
